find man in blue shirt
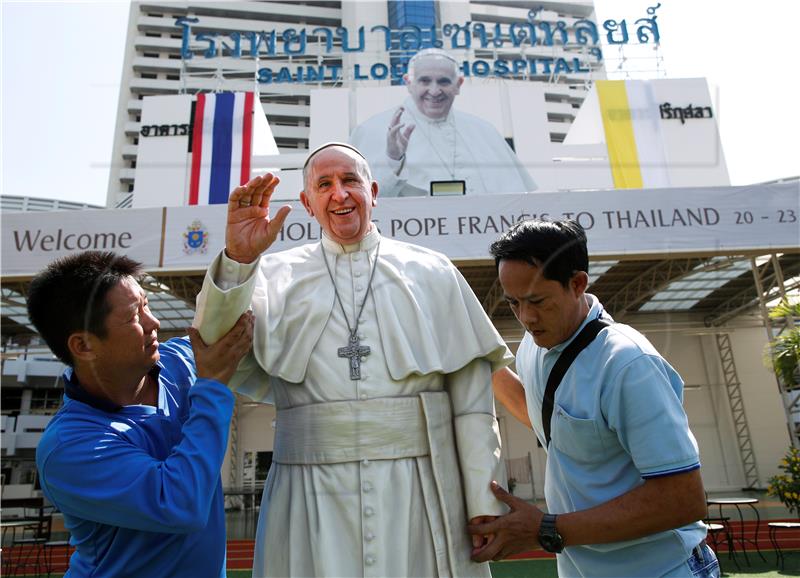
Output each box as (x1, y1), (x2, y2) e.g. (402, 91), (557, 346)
(29, 251), (253, 577)
(470, 220), (719, 577)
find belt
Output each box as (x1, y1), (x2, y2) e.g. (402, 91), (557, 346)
(273, 395), (437, 465)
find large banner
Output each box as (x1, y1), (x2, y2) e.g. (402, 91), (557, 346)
(2, 208), (163, 277)
(4, 184), (797, 278)
(311, 76), (729, 196)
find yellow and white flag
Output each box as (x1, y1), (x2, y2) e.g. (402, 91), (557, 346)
(595, 79), (729, 189)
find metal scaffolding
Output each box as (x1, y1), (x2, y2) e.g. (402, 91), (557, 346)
(714, 332), (760, 489)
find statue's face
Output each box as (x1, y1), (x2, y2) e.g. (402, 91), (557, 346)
(300, 147), (378, 246)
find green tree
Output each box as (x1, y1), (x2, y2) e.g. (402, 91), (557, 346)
(766, 301), (800, 516)
(766, 300), (800, 387)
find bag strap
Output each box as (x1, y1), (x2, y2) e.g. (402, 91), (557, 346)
(542, 317), (611, 447)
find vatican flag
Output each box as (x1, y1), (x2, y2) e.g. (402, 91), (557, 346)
(594, 79), (729, 190)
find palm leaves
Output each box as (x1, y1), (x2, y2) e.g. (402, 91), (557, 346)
(767, 300), (800, 387)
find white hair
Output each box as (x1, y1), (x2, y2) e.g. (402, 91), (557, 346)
(407, 48), (460, 80)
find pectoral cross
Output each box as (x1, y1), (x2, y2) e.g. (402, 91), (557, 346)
(338, 332), (370, 380)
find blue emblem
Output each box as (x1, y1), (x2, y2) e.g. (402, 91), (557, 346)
(183, 220), (209, 254)
(187, 230), (204, 248)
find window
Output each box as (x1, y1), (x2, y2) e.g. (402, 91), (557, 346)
(387, 0), (437, 85)
(1, 388), (22, 413)
(30, 389), (63, 413)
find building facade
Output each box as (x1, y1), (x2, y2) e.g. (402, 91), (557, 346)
(107, 0), (601, 206)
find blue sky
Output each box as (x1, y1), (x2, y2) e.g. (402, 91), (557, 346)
(1, 0), (797, 206)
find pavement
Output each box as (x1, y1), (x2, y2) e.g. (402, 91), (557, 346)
(15, 489), (798, 575)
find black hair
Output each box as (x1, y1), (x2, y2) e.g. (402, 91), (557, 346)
(489, 219), (588, 287)
(26, 251), (143, 365)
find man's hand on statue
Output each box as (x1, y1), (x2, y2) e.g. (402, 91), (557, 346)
(225, 173), (292, 264)
(468, 481), (543, 562)
(189, 311), (254, 384)
(468, 515), (497, 550)
(386, 106), (415, 162)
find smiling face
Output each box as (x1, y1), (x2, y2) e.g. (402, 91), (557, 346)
(300, 146), (378, 245)
(498, 259), (589, 350)
(405, 56), (463, 120)
(89, 276), (161, 376)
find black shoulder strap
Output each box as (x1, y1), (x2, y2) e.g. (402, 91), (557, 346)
(542, 318), (611, 447)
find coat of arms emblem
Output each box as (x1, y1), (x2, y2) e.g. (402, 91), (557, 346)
(183, 220), (209, 254)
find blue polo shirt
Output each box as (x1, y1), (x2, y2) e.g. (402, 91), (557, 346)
(517, 295), (705, 577)
(36, 337), (234, 578)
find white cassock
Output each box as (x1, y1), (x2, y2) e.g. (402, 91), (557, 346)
(349, 97), (537, 197)
(195, 228), (512, 578)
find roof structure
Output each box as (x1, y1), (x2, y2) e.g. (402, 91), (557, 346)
(4, 252), (797, 344)
(468, 252), (800, 326)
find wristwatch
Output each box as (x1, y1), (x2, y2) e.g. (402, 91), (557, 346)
(538, 513), (565, 553)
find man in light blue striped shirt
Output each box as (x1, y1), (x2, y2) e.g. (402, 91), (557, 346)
(470, 219), (719, 577)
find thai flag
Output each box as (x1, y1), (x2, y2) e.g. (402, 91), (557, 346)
(188, 92), (254, 205)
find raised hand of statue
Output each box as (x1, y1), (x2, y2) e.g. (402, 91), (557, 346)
(226, 173), (292, 264)
(386, 106), (415, 162)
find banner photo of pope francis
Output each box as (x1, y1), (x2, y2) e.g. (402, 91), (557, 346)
(310, 48), (728, 199)
(347, 48), (538, 198)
